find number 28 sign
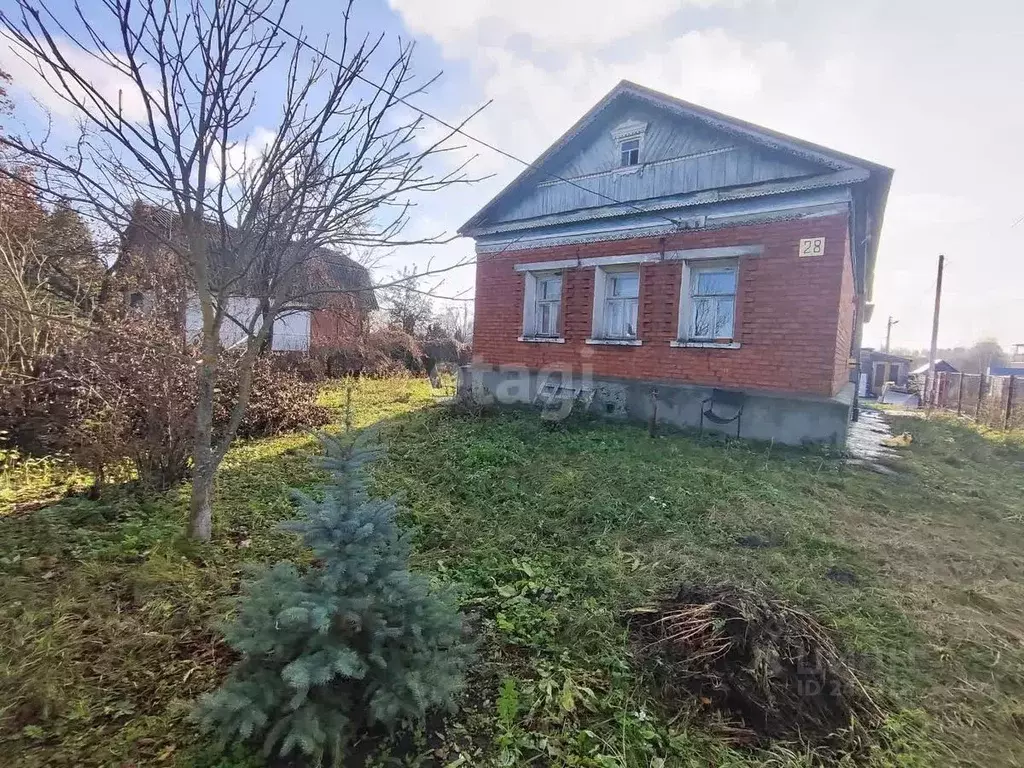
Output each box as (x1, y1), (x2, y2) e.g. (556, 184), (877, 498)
(799, 237), (825, 257)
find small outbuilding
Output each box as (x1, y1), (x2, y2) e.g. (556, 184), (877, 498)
(860, 349), (912, 397)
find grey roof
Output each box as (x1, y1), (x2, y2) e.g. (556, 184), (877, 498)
(910, 360), (959, 375)
(862, 350), (913, 364)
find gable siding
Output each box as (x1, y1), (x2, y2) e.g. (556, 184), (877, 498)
(472, 213), (850, 398)
(485, 99), (824, 225)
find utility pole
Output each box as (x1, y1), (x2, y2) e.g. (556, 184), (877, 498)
(925, 254), (945, 409)
(885, 315), (899, 353)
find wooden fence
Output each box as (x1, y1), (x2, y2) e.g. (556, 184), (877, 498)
(926, 371), (1022, 430)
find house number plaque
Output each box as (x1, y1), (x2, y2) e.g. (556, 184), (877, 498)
(799, 237), (825, 257)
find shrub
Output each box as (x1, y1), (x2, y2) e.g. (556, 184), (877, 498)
(215, 355), (329, 439)
(11, 318), (197, 489)
(274, 325), (469, 383)
(419, 335), (470, 368)
(268, 351), (328, 383)
(195, 432), (471, 766)
(2, 317), (330, 490)
(314, 328), (425, 378)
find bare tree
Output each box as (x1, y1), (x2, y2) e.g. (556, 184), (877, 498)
(434, 302), (473, 342)
(380, 265), (434, 335)
(0, 0), (476, 539)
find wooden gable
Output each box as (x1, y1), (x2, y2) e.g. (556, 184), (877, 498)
(460, 81), (883, 236)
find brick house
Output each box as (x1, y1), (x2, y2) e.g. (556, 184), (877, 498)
(458, 81), (892, 444)
(120, 203), (376, 351)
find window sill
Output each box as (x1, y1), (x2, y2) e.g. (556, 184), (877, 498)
(671, 340), (741, 349)
(586, 338), (643, 346)
(518, 336), (565, 344)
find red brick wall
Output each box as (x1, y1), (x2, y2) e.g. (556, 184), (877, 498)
(310, 294), (366, 348)
(472, 214), (853, 397)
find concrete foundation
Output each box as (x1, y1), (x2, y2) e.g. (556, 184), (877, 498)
(457, 365), (854, 446)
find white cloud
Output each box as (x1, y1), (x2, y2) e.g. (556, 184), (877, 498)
(227, 127), (277, 175)
(413, 29), (795, 180)
(389, 0), (752, 54)
(0, 37), (149, 122)
(204, 127), (277, 186)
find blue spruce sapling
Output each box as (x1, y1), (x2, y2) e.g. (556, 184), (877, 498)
(195, 430), (470, 766)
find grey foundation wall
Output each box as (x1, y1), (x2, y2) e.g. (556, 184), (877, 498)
(458, 366), (854, 447)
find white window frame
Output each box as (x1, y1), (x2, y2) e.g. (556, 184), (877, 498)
(619, 137), (640, 167)
(610, 119), (647, 171)
(521, 270), (564, 341)
(590, 265), (641, 344)
(676, 259), (739, 345)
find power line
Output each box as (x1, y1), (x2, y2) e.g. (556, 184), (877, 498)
(238, 1), (686, 232)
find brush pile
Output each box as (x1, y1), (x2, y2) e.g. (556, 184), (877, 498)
(628, 584), (882, 749)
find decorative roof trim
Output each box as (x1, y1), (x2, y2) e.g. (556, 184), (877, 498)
(610, 119), (648, 142)
(475, 203), (848, 254)
(469, 170), (863, 238)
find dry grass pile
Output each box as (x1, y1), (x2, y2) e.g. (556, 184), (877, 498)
(628, 584), (883, 750)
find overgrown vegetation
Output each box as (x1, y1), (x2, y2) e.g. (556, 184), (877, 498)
(1, 379), (1023, 766)
(1, 315), (328, 491)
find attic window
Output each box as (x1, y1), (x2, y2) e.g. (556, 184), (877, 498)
(619, 138), (640, 167)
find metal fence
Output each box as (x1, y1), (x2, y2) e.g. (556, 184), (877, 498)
(926, 371), (1023, 430)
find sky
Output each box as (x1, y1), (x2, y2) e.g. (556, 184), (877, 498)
(3, 0), (1023, 351)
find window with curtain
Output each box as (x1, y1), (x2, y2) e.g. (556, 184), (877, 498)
(533, 273), (562, 337)
(688, 263), (737, 340)
(602, 269), (639, 338)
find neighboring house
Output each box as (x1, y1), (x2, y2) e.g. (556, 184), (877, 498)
(909, 359), (959, 377)
(120, 203), (376, 351)
(989, 344), (1024, 376)
(459, 81), (892, 445)
(862, 349), (913, 397)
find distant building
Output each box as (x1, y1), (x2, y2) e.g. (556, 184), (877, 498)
(120, 202), (376, 351)
(861, 349), (912, 397)
(989, 344), (1024, 376)
(910, 359), (959, 377)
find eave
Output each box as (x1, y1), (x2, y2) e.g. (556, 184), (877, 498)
(463, 169), (867, 239)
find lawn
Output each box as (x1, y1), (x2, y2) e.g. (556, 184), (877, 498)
(2, 377), (1023, 766)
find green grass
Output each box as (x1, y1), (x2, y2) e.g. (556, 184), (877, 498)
(0, 377), (437, 767)
(2, 380), (1023, 766)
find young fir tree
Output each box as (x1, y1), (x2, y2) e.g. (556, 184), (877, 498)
(195, 429), (470, 766)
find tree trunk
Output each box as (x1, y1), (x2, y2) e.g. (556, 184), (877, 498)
(189, 460), (214, 540)
(189, 339), (218, 541)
